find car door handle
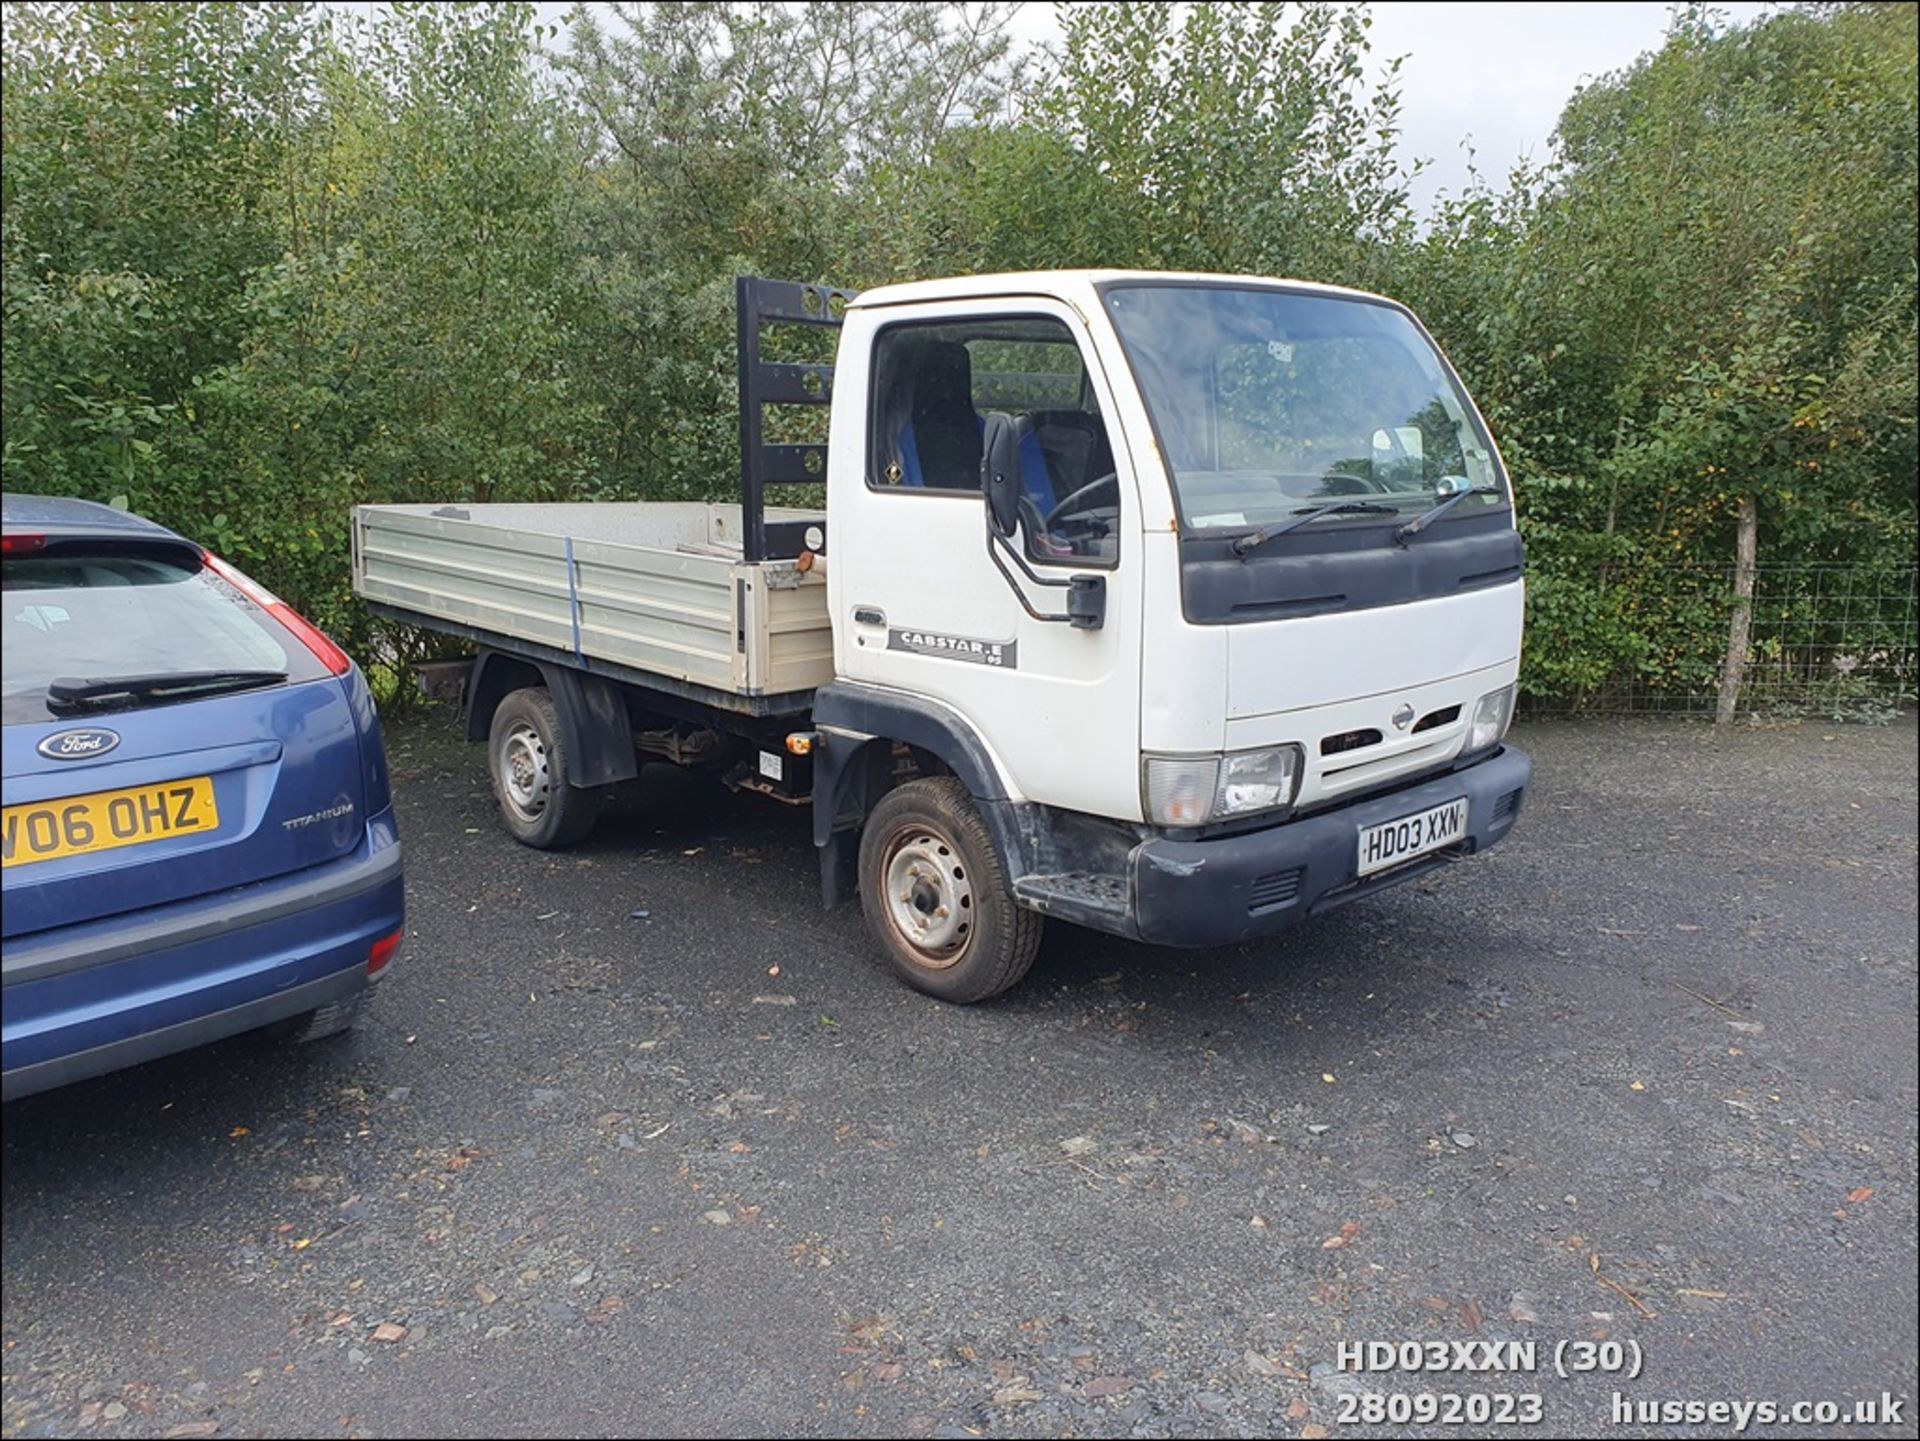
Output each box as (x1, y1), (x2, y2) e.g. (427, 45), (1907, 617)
(852, 606), (885, 627)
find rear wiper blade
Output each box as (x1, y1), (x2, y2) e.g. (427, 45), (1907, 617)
(47, 669), (288, 712)
(1394, 485), (1502, 544)
(1231, 501), (1396, 559)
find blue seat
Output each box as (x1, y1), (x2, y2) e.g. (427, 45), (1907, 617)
(898, 417), (1055, 513)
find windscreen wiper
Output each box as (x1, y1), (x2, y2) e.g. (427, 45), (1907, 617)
(47, 669), (288, 713)
(1394, 485), (1501, 544)
(1231, 501), (1396, 559)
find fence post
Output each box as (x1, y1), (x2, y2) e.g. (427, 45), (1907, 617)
(1716, 495), (1759, 724)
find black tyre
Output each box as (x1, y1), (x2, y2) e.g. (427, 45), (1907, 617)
(857, 777), (1043, 1003)
(487, 686), (608, 848)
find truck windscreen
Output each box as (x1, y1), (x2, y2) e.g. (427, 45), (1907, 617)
(1101, 284), (1508, 537)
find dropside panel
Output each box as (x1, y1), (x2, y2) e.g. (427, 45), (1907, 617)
(355, 504), (834, 696)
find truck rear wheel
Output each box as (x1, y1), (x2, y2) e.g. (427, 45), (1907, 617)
(488, 687), (607, 848)
(857, 778), (1043, 1003)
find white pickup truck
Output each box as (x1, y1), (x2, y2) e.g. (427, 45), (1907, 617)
(353, 271), (1530, 1002)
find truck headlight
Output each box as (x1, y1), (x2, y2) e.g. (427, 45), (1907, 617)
(1468, 684), (1516, 752)
(1216, 746), (1301, 816)
(1143, 745), (1302, 826)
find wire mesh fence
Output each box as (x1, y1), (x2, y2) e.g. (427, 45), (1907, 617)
(1525, 563), (1918, 718)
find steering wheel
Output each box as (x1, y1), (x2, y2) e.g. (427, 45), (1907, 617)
(1043, 472), (1119, 529)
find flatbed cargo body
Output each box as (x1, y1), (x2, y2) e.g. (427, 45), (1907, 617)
(352, 502), (830, 712)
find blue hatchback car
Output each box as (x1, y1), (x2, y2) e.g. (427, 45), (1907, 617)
(2, 495), (403, 1100)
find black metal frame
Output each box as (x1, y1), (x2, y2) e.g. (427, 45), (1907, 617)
(735, 275), (859, 562)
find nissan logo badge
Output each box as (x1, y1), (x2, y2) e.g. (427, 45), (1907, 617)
(36, 727), (121, 761)
(1391, 703), (1416, 731)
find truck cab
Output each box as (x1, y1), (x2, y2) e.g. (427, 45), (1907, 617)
(810, 271), (1528, 990)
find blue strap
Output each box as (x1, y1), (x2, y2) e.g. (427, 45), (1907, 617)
(564, 535), (586, 667)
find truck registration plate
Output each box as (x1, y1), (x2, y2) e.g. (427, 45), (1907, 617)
(1357, 796), (1467, 877)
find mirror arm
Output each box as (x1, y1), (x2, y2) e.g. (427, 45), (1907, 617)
(991, 525), (1073, 589)
(987, 533), (1071, 623)
(983, 516), (1105, 630)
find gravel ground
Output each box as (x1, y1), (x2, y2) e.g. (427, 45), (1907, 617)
(3, 713), (1915, 1439)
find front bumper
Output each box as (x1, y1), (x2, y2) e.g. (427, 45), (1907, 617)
(1131, 745), (1531, 947)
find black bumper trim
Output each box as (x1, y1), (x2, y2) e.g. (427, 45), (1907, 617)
(1129, 745), (1531, 947)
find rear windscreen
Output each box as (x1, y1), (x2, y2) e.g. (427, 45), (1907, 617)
(2, 548), (326, 724)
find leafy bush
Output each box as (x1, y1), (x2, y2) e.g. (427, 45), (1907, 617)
(3, 1), (1912, 713)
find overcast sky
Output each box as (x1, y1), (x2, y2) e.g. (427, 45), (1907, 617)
(533, 1), (1779, 211)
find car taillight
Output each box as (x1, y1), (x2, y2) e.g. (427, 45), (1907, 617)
(1, 533), (47, 554)
(367, 928), (402, 979)
(202, 552), (353, 676)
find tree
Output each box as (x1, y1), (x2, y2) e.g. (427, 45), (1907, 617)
(2, 0), (1911, 713)
(2, 1), (601, 664)
(558, 2), (1030, 497)
(2, 2), (319, 496)
(1413, 2), (1917, 713)
(1041, 1), (1416, 284)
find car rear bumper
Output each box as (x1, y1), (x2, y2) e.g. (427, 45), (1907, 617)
(2, 819), (402, 1101)
(1131, 746), (1531, 947)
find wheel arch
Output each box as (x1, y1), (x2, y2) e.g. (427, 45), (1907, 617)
(465, 649), (639, 789)
(809, 683), (1028, 906)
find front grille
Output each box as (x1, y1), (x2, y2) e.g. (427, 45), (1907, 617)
(1492, 787), (1523, 821)
(1412, 704), (1462, 734)
(1321, 727), (1382, 757)
(1319, 734), (1451, 788)
(1248, 867), (1304, 913)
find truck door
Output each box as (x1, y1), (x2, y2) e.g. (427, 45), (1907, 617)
(828, 297), (1144, 822)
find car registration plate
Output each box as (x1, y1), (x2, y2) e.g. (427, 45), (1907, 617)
(2, 777), (219, 869)
(1357, 796), (1468, 877)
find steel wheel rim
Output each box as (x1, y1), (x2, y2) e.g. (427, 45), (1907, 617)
(881, 825), (974, 967)
(499, 720), (551, 821)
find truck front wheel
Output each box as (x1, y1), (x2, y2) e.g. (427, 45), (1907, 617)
(857, 778), (1043, 1003)
(488, 687), (607, 848)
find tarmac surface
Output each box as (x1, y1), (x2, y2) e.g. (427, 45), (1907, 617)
(4, 712), (1915, 1438)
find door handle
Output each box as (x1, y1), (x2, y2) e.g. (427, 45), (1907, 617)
(852, 606), (885, 627)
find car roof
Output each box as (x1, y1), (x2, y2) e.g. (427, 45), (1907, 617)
(0, 493), (186, 545)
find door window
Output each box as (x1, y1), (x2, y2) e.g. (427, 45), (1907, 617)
(869, 317), (1120, 564)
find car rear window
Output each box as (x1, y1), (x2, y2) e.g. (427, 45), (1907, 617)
(2, 547), (329, 724)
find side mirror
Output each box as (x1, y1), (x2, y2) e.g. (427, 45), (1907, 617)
(980, 411), (1022, 539)
(1067, 574), (1106, 630)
